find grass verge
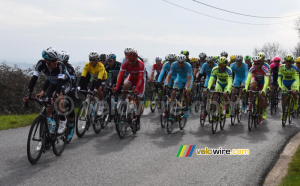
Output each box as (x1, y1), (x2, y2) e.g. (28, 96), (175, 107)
(280, 145), (300, 185)
(0, 114), (38, 131)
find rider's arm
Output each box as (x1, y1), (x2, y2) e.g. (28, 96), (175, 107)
(157, 63), (166, 83)
(278, 66), (283, 89)
(295, 67), (299, 91)
(243, 63), (248, 85)
(42, 80), (50, 91)
(135, 62), (145, 92)
(207, 68), (216, 90)
(28, 61), (43, 95)
(245, 71), (253, 91)
(263, 75), (269, 92)
(97, 64), (106, 81)
(78, 63), (90, 88)
(115, 64), (126, 90)
(227, 68), (233, 91)
(55, 64), (67, 95)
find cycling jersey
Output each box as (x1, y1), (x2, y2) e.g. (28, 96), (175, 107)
(230, 62), (248, 87)
(116, 60), (145, 97)
(169, 62), (193, 89)
(278, 64), (299, 94)
(152, 63), (162, 74)
(157, 61), (176, 84)
(245, 66), (270, 92)
(208, 66), (233, 93)
(199, 62), (217, 87)
(263, 62), (270, 71)
(81, 62), (107, 80)
(105, 61), (121, 85)
(270, 63), (282, 84)
(28, 60), (70, 96)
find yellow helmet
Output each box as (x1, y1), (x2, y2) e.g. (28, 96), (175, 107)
(218, 57), (227, 65)
(230, 55), (236, 61)
(190, 57), (198, 63)
(285, 54), (294, 62)
(258, 52), (265, 60)
(296, 57), (300, 63)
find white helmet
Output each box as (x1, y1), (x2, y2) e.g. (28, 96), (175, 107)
(42, 47), (59, 61)
(177, 54), (186, 63)
(59, 51), (69, 63)
(206, 56), (214, 62)
(252, 56), (261, 62)
(124, 47), (133, 54)
(168, 53), (176, 60)
(236, 55), (243, 61)
(89, 51), (99, 61)
(165, 55), (169, 61)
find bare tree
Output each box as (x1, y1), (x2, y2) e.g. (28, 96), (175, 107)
(295, 17), (300, 39)
(293, 17), (300, 57)
(253, 42), (287, 59)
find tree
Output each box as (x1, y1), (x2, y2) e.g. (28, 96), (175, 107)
(293, 17), (300, 57)
(253, 42), (287, 59)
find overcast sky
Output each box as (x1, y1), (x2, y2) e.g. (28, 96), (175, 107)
(1, 0), (300, 66)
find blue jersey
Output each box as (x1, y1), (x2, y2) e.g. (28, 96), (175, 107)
(169, 62), (193, 79)
(158, 61), (175, 83)
(230, 62), (248, 81)
(199, 62), (217, 76)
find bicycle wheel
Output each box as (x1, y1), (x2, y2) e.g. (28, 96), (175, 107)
(220, 105), (226, 130)
(282, 97), (289, 127)
(167, 117), (174, 134)
(248, 111), (253, 131)
(27, 115), (45, 164)
(76, 104), (88, 138)
(179, 116), (187, 130)
(150, 92), (158, 112)
(211, 115), (218, 134)
(93, 117), (102, 134)
(237, 102), (242, 123)
(52, 116), (68, 156)
(289, 100), (294, 125)
(200, 109), (206, 127)
(116, 105), (127, 139)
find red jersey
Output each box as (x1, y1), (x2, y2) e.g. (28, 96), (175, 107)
(116, 60), (144, 91)
(152, 63), (162, 73)
(249, 66), (270, 82)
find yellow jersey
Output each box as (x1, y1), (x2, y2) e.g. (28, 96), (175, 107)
(81, 62), (107, 80)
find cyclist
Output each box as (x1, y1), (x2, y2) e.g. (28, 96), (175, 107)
(149, 56), (163, 82)
(213, 56), (220, 63)
(230, 55), (248, 112)
(244, 55), (252, 70)
(23, 47), (71, 134)
(199, 53), (207, 69)
(78, 51), (107, 116)
(165, 54), (193, 119)
(157, 53), (177, 87)
(206, 57), (233, 117)
(181, 50), (190, 64)
(278, 54), (299, 119)
(99, 54), (107, 67)
(258, 52), (270, 71)
(229, 55), (236, 66)
(190, 57), (199, 78)
(270, 56), (282, 101)
(197, 56), (217, 119)
(106, 53), (122, 86)
(220, 51), (228, 59)
(244, 56), (270, 124)
(295, 57), (300, 70)
(114, 50), (145, 131)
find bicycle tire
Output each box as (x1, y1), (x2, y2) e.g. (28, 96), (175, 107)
(52, 116), (68, 156)
(75, 104), (88, 138)
(211, 115), (218, 134)
(282, 96), (290, 127)
(167, 118), (174, 134)
(27, 115), (45, 164)
(93, 118), (102, 134)
(289, 100), (294, 125)
(248, 111), (253, 131)
(116, 104), (127, 138)
(150, 92), (157, 112)
(220, 106), (226, 130)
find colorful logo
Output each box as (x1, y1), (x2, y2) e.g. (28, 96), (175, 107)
(177, 145), (196, 157)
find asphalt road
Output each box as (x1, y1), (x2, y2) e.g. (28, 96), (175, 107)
(0, 107), (300, 186)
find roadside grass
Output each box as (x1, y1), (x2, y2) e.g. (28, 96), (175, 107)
(0, 108), (79, 131)
(280, 145), (300, 185)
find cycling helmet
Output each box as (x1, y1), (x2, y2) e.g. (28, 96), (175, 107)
(190, 57), (198, 63)
(206, 56), (214, 62)
(177, 54), (186, 63)
(236, 55), (243, 61)
(181, 50), (189, 56)
(99, 54), (106, 60)
(89, 51), (99, 61)
(296, 57), (300, 63)
(59, 51), (69, 63)
(107, 53), (116, 60)
(42, 47), (59, 61)
(213, 56), (220, 61)
(218, 57), (227, 65)
(126, 51), (138, 60)
(244, 55), (251, 60)
(271, 59), (274, 63)
(252, 56), (261, 62)
(273, 56), (281, 62)
(284, 54), (294, 62)
(155, 56), (162, 62)
(258, 52), (265, 60)
(168, 53), (177, 60)
(165, 55), (169, 61)
(199, 52), (207, 59)
(220, 51), (228, 58)
(124, 47), (133, 54)
(230, 55), (236, 61)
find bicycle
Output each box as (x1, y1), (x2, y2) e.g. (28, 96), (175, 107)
(115, 88), (140, 139)
(231, 86), (244, 126)
(281, 89), (295, 127)
(270, 83), (279, 114)
(149, 81), (162, 113)
(247, 90), (260, 131)
(76, 90), (102, 138)
(160, 85), (172, 129)
(101, 85), (118, 129)
(208, 91), (226, 134)
(168, 87), (188, 134)
(26, 98), (68, 164)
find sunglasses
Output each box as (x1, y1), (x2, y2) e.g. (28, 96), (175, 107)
(285, 61), (293, 63)
(100, 60), (106, 62)
(274, 60), (280, 63)
(254, 63), (260, 66)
